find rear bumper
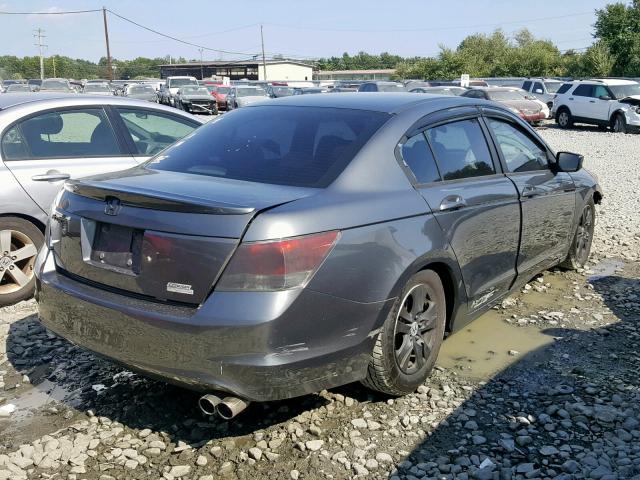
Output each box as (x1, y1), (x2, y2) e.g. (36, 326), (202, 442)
(35, 248), (392, 401)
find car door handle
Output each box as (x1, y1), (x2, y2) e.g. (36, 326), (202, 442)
(522, 185), (542, 198)
(589, 100), (596, 103)
(439, 195), (467, 211)
(31, 172), (71, 182)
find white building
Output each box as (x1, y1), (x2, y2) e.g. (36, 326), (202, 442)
(159, 60), (314, 82)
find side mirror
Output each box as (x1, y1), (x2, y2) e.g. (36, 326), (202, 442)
(534, 89), (543, 94)
(556, 152), (583, 172)
(598, 95), (612, 101)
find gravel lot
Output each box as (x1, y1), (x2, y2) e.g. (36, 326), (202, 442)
(0, 126), (638, 480)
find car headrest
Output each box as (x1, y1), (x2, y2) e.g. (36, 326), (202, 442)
(24, 114), (64, 135)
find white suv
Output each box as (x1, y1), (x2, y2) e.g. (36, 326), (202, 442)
(552, 79), (640, 133)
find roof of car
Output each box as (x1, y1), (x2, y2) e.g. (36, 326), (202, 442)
(255, 92), (478, 114)
(574, 78), (638, 86)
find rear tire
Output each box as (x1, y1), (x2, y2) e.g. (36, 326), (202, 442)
(362, 270), (446, 396)
(0, 217), (44, 306)
(560, 198), (595, 270)
(556, 108), (573, 129)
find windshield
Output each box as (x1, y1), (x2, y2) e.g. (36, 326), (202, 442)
(6, 84), (31, 92)
(147, 106), (390, 188)
(129, 85), (155, 94)
(182, 86), (210, 95)
(544, 82), (562, 93)
(237, 87), (267, 97)
(272, 87), (294, 96)
(488, 90), (528, 101)
(609, 83), (640, 98)
(168, 78), (197, 88)
(84, 84), (111, 92)
(41, 80), (71, 90)
(378, 84), (406, 92)
(215, 87), (230, 94)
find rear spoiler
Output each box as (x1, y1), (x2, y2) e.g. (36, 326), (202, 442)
(65, 180), (255, 215)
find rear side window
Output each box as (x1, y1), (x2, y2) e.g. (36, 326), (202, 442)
(401, 133), (441, 184)
(522, 81), (532, 91)
(426, 119), (495, 181)
(573, 84), (593, 97)
(116, 108), (198, 156)
(147, 106), (389, 188)
(7, 108), (120, 159)
(556, 83), (573, 94)
(1, 125), (30, 160)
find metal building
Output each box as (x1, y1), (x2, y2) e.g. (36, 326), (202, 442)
(159, 60), (314, 81)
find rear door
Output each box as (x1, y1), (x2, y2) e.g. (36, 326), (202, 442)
(568, 84), (594, 118)
(110, 107), (200, 162)
(1, 106), (135, 213)
(403, 112), (521, 309)
(482, 112), (576, 274)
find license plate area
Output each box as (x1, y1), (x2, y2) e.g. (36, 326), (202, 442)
(88, 222), (143, 275)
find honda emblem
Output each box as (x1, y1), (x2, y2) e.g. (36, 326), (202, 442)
(104, 197), (122, 216)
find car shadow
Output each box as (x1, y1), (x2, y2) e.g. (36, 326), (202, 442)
(5, 313), (329, 447)
(388, 272), (639, 478)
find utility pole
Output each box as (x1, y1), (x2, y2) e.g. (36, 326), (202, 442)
(33, 28), (47, 80)
(198, 48), (204, 80)
(102, 7), (113, 80)
(52, 56), (56, 77)
(260, 24), (267, 81)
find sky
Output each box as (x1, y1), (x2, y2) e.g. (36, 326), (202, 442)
(0, 0), (613, 62)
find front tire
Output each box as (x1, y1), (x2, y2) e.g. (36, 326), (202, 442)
(556, 107), (573, 129)
(0, 217), (43, 306)
(560, 198), (595, 270)
(362, 270), (446, 396)
(612, 113), (628, 133)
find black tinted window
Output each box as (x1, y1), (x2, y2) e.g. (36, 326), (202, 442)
(401, 133), (441, 184)
(487, 119), (548, 173)
(557, 83), (573, 94)
(426, 119), (495, 181)
(533, 82), (544, 92)
(573, 84), (593, 97)
(148, 106), (389, 188)
(522, 81), (532, 91)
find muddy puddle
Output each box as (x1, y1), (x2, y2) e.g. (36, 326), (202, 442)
(438, 309), (554, 379)
(588, 258), (626, 281)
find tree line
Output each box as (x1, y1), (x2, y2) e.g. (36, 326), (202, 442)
(1, 1), (638, 81)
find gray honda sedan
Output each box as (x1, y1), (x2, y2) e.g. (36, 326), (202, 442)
(0, 93), (204, 306)
(35, 93), (601, 418)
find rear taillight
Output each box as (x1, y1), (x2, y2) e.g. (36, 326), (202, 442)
(216, 231), (339, 291)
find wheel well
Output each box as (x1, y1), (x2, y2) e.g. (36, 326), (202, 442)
(593, 191), (603, 205)
(609, 110), (624, 125)
(419, 262), (456, 333)
(0, 213), (46, 233)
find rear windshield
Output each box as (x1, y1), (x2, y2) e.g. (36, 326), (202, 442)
(147, 106), (389, 188)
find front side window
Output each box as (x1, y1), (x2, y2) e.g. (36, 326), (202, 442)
(116, 108), (198, 156)
(487, 119), (548, 173)
(401, 133), (441, 184)
(147, 106), (390, 188)
(533, 82), (544, 93)
(13, 108), (120, 159)
(426, 119), (495, 181)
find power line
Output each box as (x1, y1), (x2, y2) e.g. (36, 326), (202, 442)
(0, 8), (101, 15)
(105, 9), (259, 57)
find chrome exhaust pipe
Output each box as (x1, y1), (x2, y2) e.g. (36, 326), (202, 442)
(216, 396), (250, 420)
(198, 394), (222, 416)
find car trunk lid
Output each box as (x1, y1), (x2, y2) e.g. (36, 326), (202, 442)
(51, 168), (317, 304)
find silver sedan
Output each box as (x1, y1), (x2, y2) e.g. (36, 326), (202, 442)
(0, 93), (204, 306)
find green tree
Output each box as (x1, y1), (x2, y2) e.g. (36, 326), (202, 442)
(594, 0), (640, 76)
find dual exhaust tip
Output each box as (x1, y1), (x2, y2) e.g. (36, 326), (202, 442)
(198, 394), (249, 420)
